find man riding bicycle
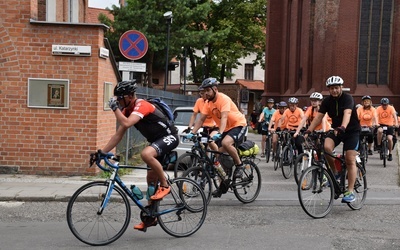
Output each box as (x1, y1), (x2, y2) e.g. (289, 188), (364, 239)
(187, 77), (247, 187)
(375, 97), (399, 161)
(356, 95), (378, 155)
(258, 98), (275, 157)
(268, 101), (288, 157)
(305, 76), (360, 203)
(101, 80), (179, 231)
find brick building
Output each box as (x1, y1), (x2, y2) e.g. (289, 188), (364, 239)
(265, 0), (400, 109)
(0, 0), (120, 175)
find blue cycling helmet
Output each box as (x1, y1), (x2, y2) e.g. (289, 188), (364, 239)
(199, 78), (219, 89)
(279, 101), (287, 107)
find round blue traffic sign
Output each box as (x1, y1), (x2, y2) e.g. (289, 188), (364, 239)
(119, 30), (148, 60)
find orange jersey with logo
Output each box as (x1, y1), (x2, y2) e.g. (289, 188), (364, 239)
(283, 107), (304, 130)
(271, 110), (287, 129)
(357, 106), (376, 127)
(305, 107), (331, 131)
(201, 92), (247, 132)
(193, 98), (216, 127)
(376, 105), (396, 126)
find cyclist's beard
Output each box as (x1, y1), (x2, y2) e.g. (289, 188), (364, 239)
(206, 91), (216, 101)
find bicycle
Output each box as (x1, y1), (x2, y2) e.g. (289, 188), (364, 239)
(264, 130), (272, 163)
(273, 130), (285, 171)
(378, 125), (389, 168)
(359, 126), (372, 169)
(66, 150), (207, 246)
(280, 130), (301, 179)
(294, 131), (324, 185)
(177, 133), (262, 204)
(297, 134), (367, 218)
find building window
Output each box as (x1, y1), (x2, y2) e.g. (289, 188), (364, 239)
(357, 0), (394, 85)
(28, 78), (69, 109)
(244, 64), (254, 80)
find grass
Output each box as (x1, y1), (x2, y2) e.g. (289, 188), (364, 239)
(96, 152), (145, 179)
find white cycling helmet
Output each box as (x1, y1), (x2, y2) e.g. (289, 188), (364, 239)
(288, 97), (299, 104)
(310, 92), (323, 100)
(326, 76), (344, 87)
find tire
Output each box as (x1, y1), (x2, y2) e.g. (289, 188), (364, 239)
(274, 144), (281, 171)
(66, 181), (131, 246)
(265, 136), (272, 163)
(174, 152), (200, 178)
(382, 139), (387, 168)
(360, 140), (367, 168)
(157, 177), (207, 237)
(347, 163), (368, 210)
(298, 166), (334, 219)
(294, 153), (310, 185)
(182, 165), (213, 205)
(281, 145), (293, 179)
(233, 159), (262, 203)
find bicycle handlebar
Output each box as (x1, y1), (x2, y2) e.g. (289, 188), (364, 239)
(90, 150), (119, 172)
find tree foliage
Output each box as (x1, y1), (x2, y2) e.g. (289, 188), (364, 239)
(99, 0), (266, 86)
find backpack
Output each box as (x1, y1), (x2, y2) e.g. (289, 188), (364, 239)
(147, 98), (175, 125)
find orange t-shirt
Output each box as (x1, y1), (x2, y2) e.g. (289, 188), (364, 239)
(305, 107), (331, 131)
(283, 107), (304, 130)
(193, 98), (216, 127)
(376, 105), (396, 126)
(271, 110), (287, 129)
(357, 106), (376, 127)
(201, 92), (247, 132)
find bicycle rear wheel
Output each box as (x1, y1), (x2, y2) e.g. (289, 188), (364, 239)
(298, 166), (334, 219)
(265, 136), (271, 163)
(281, 145), (293, 179)
(182, 165), (213, 204)
(294, 153), (309, 185)
(347, 163), (367, 210)
(66, 181), (131, 246)
(233, 159), (262, 203)
(157, 177), (207, 237)
(174, 152), (200, 178)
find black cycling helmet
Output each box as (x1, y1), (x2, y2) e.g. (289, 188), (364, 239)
(199, 77), (219, 89)
(380, 97), (389, 105)
(279, 101), (287, 107)
(267, 98), (275, 103)
(114, 80), (137, 96)
(362, 95), (371, 101)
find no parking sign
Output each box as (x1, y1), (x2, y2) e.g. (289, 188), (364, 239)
(119, 30), (148, 60)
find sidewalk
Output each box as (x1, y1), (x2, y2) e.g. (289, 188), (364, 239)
(0, 169), (149, 202)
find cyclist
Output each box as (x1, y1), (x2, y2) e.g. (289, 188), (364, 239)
(375, 98), (399, 161)
(304, 76), (360, 203)
(356, 95), (378, 155)
(276, 97), (305, 155)
(294, 92), (331, 136)
(258, 98), (276, 157)
(103, 80), (179, 231)
(187, 78), (247, 182)
(269, 101), (288, 158)
(184, 86), (219, 151)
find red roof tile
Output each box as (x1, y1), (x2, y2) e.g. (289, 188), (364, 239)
(236, 79), (264, 90)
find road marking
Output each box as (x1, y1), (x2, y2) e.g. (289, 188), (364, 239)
(0, 201), (24, 207)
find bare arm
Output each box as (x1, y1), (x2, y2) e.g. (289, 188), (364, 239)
(218, 111), (229, 133)
(192, 113), (207, 134)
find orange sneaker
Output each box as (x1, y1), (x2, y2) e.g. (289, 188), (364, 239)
(150, 186), (170, 200)
(133, 220), (157, 232)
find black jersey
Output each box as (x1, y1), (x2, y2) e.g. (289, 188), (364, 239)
(319, 92), (360, 132)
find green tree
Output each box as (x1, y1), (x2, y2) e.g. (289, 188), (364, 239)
(99, 0), (266, 86)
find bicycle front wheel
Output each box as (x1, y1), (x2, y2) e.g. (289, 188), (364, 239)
(183, 165), (213, 204)
(298, 166), (334, 219)
(274, 144), (281, 171)
(265, 136), (271, 163)
(233, 159), (262, 203)
(382, 140), (387, 168)
(294, 153), (309, 185)
(281, 145), (293, 179)
(174, 152), (200, 178)
(157, 177), (207, 237)
(348, 163), (367, 210)
(66, 181), (131, 246)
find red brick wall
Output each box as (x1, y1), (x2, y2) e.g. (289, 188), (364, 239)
(265, 0), (400, 110)
(0, 0), (117, 175)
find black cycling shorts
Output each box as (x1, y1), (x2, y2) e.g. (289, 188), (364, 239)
(150, 134), (179, 158)
(326, 131), (360, 151)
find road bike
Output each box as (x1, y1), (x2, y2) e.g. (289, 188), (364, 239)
(297, 132), (367, 218)
(66, 150), (207, 246)
(176, 133), (262, 204)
